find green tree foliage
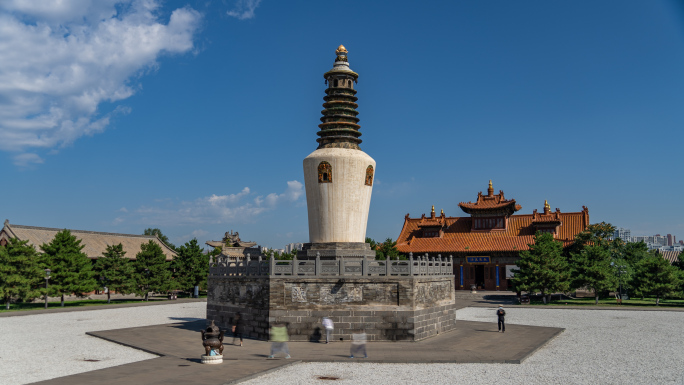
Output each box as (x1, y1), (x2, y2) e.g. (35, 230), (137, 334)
(671, 252), (684, 271)
(511, 232), (570, 303)
(569, 222), (616, 258)
(133, 240), (172, 301)
(93, 243), (135, 304)
(0, 238), (44, 310)
(633, 255), (683, 305)
(622, 241), (650, 267)
(570, 244), (618, 305)
(368, 237), (406, 260)
(40, 230), (97, 306)
(143, 228), (176, 251)
(172, 239), (209, 294)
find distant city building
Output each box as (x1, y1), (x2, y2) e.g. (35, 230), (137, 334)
(667, 234), (675, 246)
(0, 220), (177, 260)
(284, 243), (304, 254)
(613, 228), (631, 242)
(261, 247), (285, 255)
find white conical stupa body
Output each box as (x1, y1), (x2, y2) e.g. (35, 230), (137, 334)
(304, 148), (375, 243)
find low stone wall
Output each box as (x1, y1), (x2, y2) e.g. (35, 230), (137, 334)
(207, 275), (456, 341)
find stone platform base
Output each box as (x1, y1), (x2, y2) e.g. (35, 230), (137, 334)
(207, 275), (456, 342)
(297, 242), (376, 260)
(201, 354), (223, 364)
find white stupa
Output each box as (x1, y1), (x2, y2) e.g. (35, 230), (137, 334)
(300, 45), (376, 260)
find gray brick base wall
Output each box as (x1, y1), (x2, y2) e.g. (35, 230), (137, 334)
(207, 275), (456, 342)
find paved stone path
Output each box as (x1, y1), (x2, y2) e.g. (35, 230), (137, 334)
(33, 318), (562, 385)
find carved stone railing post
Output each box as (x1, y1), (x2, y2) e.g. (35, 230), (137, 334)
(385, 255), (390, 276)
(292, 254), (298, 276)
(437, 254), (442, 275)
(362, 257), (368, 276)
(339, 257), (345, 276)
(270, 253), (275, 276)
(315, 252), (321, 276)
(257, 255), (262, 276)
(246, 254), (251, 276)
(409, 252), (414, 275)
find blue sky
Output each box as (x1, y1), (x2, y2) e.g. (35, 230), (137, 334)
(1, 0), (683, 249)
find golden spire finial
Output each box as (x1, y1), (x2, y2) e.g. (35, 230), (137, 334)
(544, 200), (550, 210)
(336, 45), (348, 54)
(431, 205), (435, 213)
(487, 180), (494, 196)
(440, 209), (444, 216)
(489, 180), (492, 189)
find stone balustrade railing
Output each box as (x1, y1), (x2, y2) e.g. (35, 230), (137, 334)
(208, 253), (454, 277)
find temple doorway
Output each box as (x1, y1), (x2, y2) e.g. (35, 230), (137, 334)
(475, 265), (485, 289)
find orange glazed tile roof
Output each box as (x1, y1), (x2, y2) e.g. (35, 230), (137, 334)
(396, 207), (589, 255)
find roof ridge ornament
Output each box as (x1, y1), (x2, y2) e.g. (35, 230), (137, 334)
(488, 180), (494, 197)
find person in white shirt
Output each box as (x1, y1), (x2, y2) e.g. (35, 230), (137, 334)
(322, 317), (334, 344)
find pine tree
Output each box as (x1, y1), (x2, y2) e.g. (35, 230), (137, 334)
(510, 232), (570, 303)
(0, 238), (44, 310)
(133, 240), (172, 301)
(634, 255), (682, 305)
(40, 230), (97, 306)
(172, 239), (209, 295)
(570, 244), (618, 305)
(143, 228), (176, 251)
(93, 244), (135, 304)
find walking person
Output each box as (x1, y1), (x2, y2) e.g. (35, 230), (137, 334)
(232, 312), (245, 346)
(322, 317), (334, 344)
(349, 329), (368, 358)
(268, 322), (291, 359)
(496, 305), (506, 333)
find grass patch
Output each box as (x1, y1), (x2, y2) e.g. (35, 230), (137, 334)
(0, 292), (206, 313)
(523, 297), (684, 307)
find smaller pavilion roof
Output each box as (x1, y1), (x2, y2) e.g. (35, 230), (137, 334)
(458, 181), (521, 216)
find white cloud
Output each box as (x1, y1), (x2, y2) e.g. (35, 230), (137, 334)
(262, 180), (303, 206)
(0, 0), (202, 165)
(121, 180), (303, 226)
(226, 0), (261, 20)
(12, 153), (44, 167)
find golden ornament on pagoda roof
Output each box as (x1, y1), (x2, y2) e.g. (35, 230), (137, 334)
(336, 45), (348, 54)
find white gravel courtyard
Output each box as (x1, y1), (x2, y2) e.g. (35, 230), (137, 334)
(2, 303), (683, 385)
(242, 307), (684, 385)
(0, 302), (206, 385)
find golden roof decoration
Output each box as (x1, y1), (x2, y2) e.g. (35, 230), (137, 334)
(544, 200), (551, 210)
(336, 44), (348, 54)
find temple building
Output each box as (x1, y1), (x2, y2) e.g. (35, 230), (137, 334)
(205, 230), (260, 259)
(395, 182), (589, 291)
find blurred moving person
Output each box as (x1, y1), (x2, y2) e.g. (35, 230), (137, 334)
(322, 317), (334, 344)
(268, 322), (291, 359)
(349, 329), (367, 358)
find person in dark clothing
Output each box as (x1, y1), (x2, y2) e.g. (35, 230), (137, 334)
(232, 312), (245, 346)
(496, 305), (506, 333)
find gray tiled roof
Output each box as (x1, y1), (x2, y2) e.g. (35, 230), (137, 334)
(0, 221), (177, 261)
(660, 250), (682, 265)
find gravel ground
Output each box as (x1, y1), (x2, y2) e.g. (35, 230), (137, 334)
(0, 302), (206, 385)
(241, 307), (684, 385)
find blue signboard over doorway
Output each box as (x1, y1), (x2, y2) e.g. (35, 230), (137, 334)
(466, 256), (490, 264)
